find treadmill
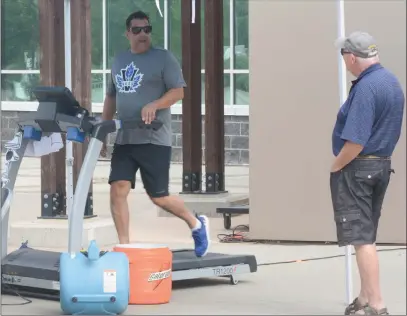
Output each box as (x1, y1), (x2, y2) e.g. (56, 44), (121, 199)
(1, 86), (258, 300)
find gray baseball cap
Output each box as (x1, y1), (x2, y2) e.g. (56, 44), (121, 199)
(335, 31), (379, 58)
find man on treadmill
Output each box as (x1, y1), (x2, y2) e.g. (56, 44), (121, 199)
(100, 10), (210, 257)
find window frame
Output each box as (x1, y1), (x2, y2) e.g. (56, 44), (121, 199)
(0, 0), (249, 116)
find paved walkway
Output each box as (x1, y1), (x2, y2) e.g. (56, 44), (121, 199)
(2, 246), (406, 315)
(2, 157), (406, 315)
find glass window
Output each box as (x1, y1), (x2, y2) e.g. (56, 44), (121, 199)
(223, 73), (232, 105)
(201, 73), (205, 104)
(233, 73), (249, 105)
(1, 0), (40, 70)
(168, 0), (182, 64)
(91, 74), (104, 103)
(1, 0), (250, 109)
(169, 0), (230, 70)
(233, 0), (249, 70)
(1, 74), (40, 101)
(105, 73), (112, 91)
(202, 73), (230, 106)
(222, 0), (231, 70)
(200, 4), (205, 67)
(168, 0), (205, 67)
(106, 0), (165, 68)
(91, 0), (103, 69)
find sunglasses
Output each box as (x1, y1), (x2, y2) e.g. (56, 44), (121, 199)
(130, 25), (152, 35)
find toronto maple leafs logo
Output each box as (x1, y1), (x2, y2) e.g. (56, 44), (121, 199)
(115, 62), (144, 93)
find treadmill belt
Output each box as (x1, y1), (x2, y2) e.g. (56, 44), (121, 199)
(2, 248), (257, 301)
(172, 250), (257, 272)
(2, 248), (60, 280)
(2, 249), (257, 285)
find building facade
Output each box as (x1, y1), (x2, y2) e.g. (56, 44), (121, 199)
(0, 0), (250, 164)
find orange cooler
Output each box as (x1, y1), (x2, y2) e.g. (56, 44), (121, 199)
(113, 244), (173, 305)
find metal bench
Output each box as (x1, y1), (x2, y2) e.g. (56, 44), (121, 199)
(216, 205), (250, 229)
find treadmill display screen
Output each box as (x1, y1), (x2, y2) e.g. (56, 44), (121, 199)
(32, 86), (82, 116)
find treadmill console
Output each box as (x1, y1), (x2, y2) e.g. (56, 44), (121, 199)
(33, 86), (82, 116)
(33, 86), (90, 131)
(16, 86), (93, 134)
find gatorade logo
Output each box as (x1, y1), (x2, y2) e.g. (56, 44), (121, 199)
(147, 269), (171, 282)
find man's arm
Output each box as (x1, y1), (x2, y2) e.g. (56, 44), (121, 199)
(142, 51), (187, 123)
(150, 87), (184, 110)
(331, 85), (376, 172)
(331, 141), (364, 172)
(102, 74), (117, 121)
(102, 95), (117, 121)
(151, 51), (187, 110)
(100, 74), (117, 155)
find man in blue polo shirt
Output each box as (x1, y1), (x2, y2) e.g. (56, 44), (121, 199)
(331, 32), (405, 316)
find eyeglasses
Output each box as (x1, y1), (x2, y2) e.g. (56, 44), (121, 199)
(130, 25), (152, 35)
(340, 48), (351, 56)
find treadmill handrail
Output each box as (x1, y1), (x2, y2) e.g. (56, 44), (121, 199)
(118, 119), (163, 131)
(1, 188), (13, 221)
(67, 119), (164, 254)
(55, 113), (95, 134)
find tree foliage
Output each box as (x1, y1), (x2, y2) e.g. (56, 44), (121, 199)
(1, 0), (39, 70)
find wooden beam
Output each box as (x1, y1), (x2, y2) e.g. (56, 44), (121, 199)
(181, 0), (203, 193)
(204, 0), (225, 193)
(38, 0), (66, 217)
(70, 0), (94, 217)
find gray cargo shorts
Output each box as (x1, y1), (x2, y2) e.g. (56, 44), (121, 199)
(330, 157), (393, 246)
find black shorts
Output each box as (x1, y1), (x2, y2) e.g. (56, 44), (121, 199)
(108, 144), (171, 198)
(330, 158), (393, 247)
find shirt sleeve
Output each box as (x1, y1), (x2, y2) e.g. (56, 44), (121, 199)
(341, 84), (376, 146)
(106, 73), (116, 97)
(163, 50), (187, 90)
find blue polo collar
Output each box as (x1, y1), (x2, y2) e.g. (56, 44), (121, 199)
(352, 63), (383, 85)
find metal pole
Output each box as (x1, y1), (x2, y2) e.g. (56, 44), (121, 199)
(336, 0), (353, 305)
(0, 0), (3, 301)
(64, 0), (74, 220)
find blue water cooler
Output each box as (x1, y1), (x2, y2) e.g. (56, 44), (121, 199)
(60, 241), (130, 315)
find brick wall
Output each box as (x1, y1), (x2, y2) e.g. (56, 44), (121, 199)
(1, 111), (250, 165)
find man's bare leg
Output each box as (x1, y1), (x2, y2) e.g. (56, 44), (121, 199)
(355, 244), (385, 311)
(356, 245), (369, 307)
(110, 181), (131, 244)
(151, 195), (198, 229)
(151, 195), (210, 257)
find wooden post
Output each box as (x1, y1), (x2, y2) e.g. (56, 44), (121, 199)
(38, 0), (67, 218)
(204, 0), (225, 193)
(181, 0), (203, 193)
(70, 0), (94, 217)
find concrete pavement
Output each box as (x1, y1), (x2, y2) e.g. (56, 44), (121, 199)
(1, 157), (406, 315)
(2, 246), (406, 315)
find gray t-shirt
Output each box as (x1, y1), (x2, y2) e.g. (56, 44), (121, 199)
(107, 47), (186, 146)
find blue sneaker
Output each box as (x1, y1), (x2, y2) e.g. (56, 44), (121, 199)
(192, 215), (210, 257)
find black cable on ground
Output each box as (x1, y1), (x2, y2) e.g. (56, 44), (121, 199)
(217, 224), (252, 243)
(1, 285), (33, 306)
